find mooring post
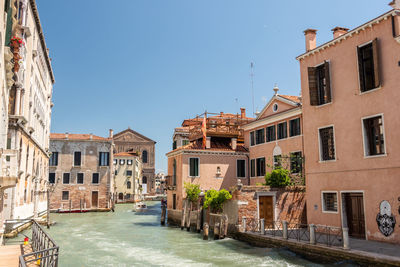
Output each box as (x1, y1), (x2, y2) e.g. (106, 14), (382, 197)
(186, 202), (192, 231)
(342, 227), (350, 250)
(219, 217), (224, 239)
(69, 199), (72, 213)
(214, 222), (220, 239)
(283, 220), (288, 239)
(223, 214), (228, 237)
(161, 204), (166, 225)
(260, 218), (265, 235)
(242, 217), (247, 233)
(181, 200), (186, 230)
(203, 223), (209, 240)
(309, 224), (316, 245)
(196, 209), (201, 233)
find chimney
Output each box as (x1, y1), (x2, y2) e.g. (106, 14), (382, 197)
(220, 112), (224, 117)
(304, 29), (317, 52)
(389, 0), (400, 9)
(231, 138), (237, 150)
(206, 137), (211, 149)
(240, 108), (246, 119)
(65, 132), (69, 140)
(332, 27), (349, 39)
(109, 129), (113, 139)
(89, 133), (93, 140)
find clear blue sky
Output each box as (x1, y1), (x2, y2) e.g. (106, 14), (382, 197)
(39, 0), (391, 172)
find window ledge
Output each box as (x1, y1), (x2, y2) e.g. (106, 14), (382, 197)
(359, 86), (381, 95)
(364, 153), (387, 159)
(322, 210), (339, 214)
(314, 102), (332, 108)
(188, 176), (200, 178)
(318, 159), (336, 163)
(250, 176), (265, 179)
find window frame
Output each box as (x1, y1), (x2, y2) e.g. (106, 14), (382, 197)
(250, 159), (255, 177)
(126, 170), (133, 176)
(119, 159), (125, 165)
(308, 60), (332, 106)
(318, 125), (336, 162)
(92, 173), (100, 184)
(266, 125), (276, 142)
(277, 122), (288, 140)
(289, 151), (302, 174)
(77, 173), (84, 184)
(289, 118), (301, 137)
(73, 151), (82, 167)
(361, 113), (387, 158)
(357, 39), (380, 94)
(321, 191), (339, 213)
(49, 172), (56, 184)
(250, 131), (255, 146)
(236, 159), (246, 178)
(256, 157), (266, 177)
(62, 173), (70, 184)
(49, 152), (58, 166)
(99, 152), (109, 166)
(188, 157), (200, 177)
(62, 191), (69, 201)
(127, 159), (133, 165)
(255, 128), (265, 145)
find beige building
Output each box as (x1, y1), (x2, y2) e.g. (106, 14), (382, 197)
(1, 0), (55, 234)
(49, 133), (114, 212)
(114, 152), (142, 203)
(297, 1), (400, 243)
(113, 128), (156, 194)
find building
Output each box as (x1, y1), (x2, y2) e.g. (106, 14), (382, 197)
(48, 132), (114, 211)
(155, 172), (166, 194)
(166, 109), (253, 216)
(1, 0), (55, 234)
(242, 86), (303, 186)
(113, 128), (156, 194)
(297, 1), (400, 243)
(172, 127), (189, 150)
(113, 152), (142, 203)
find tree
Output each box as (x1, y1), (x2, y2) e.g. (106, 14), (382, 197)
(184, 183), (201, 203)
(203, 189), (232, 213)
(265, 167), (291, 187)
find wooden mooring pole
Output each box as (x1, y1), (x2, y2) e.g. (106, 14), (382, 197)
(214, 222), (220, 240)
(181, 200), (186, 230)
(161, 204), (166, 225)
(186, 202), (192, 231)
(196, 209), (201, 233)
(203, 223), (209, 240)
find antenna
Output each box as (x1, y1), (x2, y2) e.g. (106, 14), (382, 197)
(250, 62), (255, 116)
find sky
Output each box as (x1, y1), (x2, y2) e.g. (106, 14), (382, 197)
(39, 0), (391, 172)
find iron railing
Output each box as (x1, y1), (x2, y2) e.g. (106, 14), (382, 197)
(19, 220), (59, 267)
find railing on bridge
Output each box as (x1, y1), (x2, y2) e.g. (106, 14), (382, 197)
(19, 220), (59, 267)
(242, 217), (347, 249)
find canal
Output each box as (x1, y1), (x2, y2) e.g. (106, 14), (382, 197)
(9, 202), (356, 266)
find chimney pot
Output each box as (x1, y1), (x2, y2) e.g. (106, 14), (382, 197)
(109, 129), (114, 139)
(304, 29), (317, 52)
(65, 132), (69, 139)
(220, 112), (224, 117)
(89, 133), (93, 140)
(240, 108), (246, 119)
(331, 27), (349, 39)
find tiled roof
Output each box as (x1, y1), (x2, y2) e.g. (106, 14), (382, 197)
(279, 95), (301, 104)
(50, 133), (110, 141)
(170, 139), (248, 153)
(114, 152), (138, 157)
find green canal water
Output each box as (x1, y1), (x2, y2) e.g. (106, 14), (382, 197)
(8, 202), (357, 267)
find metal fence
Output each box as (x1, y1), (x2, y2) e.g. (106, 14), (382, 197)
(19, 220), (59, 267)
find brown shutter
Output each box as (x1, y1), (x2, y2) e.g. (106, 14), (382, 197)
(324, 61), (331, 103)
(308, 67), (318, 106)
(372, 38), (381, 88)
(357, 46), (365, 92)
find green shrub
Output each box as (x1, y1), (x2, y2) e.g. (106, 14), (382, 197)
(265, 167), (291, 187)
(184, 183), (201, 203)
(203, 189), (232, 213)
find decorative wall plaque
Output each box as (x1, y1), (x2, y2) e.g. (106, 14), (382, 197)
(376, 200), (396, 237)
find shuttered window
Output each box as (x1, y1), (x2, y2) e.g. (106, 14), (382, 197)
(99, 152), (109, 166)
(74, 152), (81, 166)
(266, 125), (276, 142)
(323, 192), (338, 212)
(237, 160), (246, 177)
(92, 173), (99, 184)
(49, 173), (55, 184)
(308, 61), (331, 106)
(256, 157), (265, 177)
(63, 173), (70, 184)
(250, 131), (255, 146)
(189, 158), (199, 177)
(289, 118), (301, 137)
(255, 128), (265, 145)
(77, 173), (84, 184)
(319, 127), (335, 161)
(277, 122), (287, 140)
(62, 191), (69, 201)
(49, 152), (58, 166)
(358, 39), (380, 92)
(250, 159), (255, 177)
(363, 115), (385, 156)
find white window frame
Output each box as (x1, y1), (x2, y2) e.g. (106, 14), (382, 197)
(188, 157), (200, 178)
(61, 190), (69, 201)
(73, 151), (82, 167)
(236, 159), (246, 178)
(321, 191), (339, 214)
(313, 60), (333, 107)
(318, 124), (337, 162)
(356, 40), (382, 95)
(361, 113), (387, 158)
(62, 173), (70, 184)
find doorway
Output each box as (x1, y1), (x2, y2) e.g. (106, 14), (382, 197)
(258, 196), (274, 226)
(344, 193), (365, 238)
(92, 191), (98, 208)
(118, 193), (123, 200)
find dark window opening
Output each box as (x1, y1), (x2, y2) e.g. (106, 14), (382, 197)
(99, 152), (109, 166)
(277, 122), (287, 140)
(237, 159), (246, 177)
(62, 191), (69, 201)
(63, 173), (70, 184)
(49, 152), (58, 166)
(319, 127), (335, 161)
(250, 159), (255, 177)
(77, 173), (84, 184)
(92, 173), (99, 184)
(255, 128), (265, 145)
(364, 116), (385, 156)
(49, 173), (55, 184)
(358, 39), (380, 92)
(266, 125), (276, 142)
(74, 151), (81, 166)
(290, 152), (302, 174)
(289, 118), (301, 137)
(256, 157), (265, 177)
(189, 158), (199, 177)
(308, 61), (331, 106)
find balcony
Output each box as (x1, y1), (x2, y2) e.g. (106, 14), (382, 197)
(0, 149), (19, 188)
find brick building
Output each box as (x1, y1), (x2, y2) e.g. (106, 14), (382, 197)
(48, 132), (114, 212)
(114, 152), (142, 203)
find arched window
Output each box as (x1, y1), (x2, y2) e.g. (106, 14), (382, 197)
(142, 150), (148, 163)
(142, 176), (147, 184)
(127, 181), (131, 189)
(118, 193), (123, 200)
(173, 159), (176, 186)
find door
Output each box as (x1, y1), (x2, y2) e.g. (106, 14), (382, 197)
(259, 196), (274, 226)
(92, 191), (98, 208)
(345, 193), (365, 238)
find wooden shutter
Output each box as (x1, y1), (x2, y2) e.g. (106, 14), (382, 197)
(372, 38), (381, 88)
(357, 46), (365, 92)
(308, 67), (318, 106)
(324, 61), (331, 102)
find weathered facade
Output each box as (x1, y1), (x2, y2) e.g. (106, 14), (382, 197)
(49, 133), (114, 211)
(297, 2), (400, 243)
(114, 152), (142, 203)
(1, 0), (55, 234)
(113, 128), (156, 194)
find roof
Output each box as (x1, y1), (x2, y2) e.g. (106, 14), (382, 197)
(256, 93), (301, 120)
(113, 128), (156, 143)
(114, 152), (138, 157)
(50, 133), (110, 141)
(167, 139), (248, 154)
(279, 95), (301, 104)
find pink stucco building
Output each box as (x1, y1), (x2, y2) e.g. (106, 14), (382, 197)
(297, 2), (400, 243)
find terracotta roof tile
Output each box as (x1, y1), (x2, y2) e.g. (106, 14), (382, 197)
(50, 133), (110, 141)
(279, 95), (301, 104)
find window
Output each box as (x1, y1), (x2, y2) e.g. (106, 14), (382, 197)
(290, 152), (302, 174)
(62, 191), (69, 201)
(322, 192), (338, 212)
(99, 152), (109, 166)
(266, 125), (276, 142)
(308, 61), (331, 106)
(173, 141), (177, 150)
(277, 122), (287, 140)
(77, 173), (84, 184)
(63, 173), (70, 184)
(273, 103), (278, 112)
(49, 152), (58, 166)
(114, 170), (118, 175)
(173, 159), (177, 186)
(92, 173), (99, 184)
(289, 118), (301, 137)
(173, 194), (177, 210)
(319, 126), (335, 161)
(250, 159), (255, 177)
(127, 160), (133, 165)
(142, 150), (148, 163)
(358, 39), (380, 92)
(74, 151), (81, 166)
(273, 155), (282, 169)
(237, 159), (246, 178)
(113, 159), (117, 165)
(189, 158), (199, 177)
(142, 176), (147, 184)
(49, 173), (55, 184)
(256, 157), (265, 177)
(126, 193), (131, 199)
(126, 170), (133, 176)
(127, 181), (131, 189)
(119, 159), (125, 165)
(255, 129), (265, 145)
(250, 131), (255, 146)
(182, 140), (189, 146)
(363, 115), (385, 156)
